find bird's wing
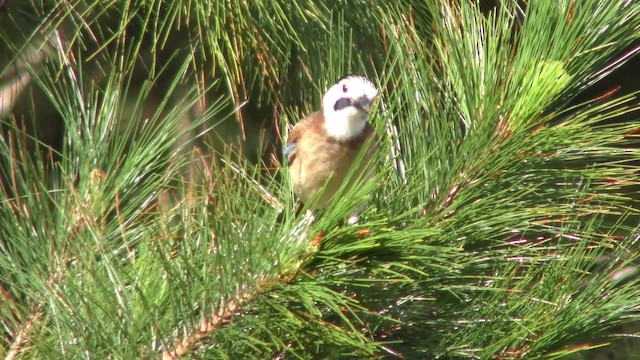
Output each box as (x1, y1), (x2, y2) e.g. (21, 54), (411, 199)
(284, 122), (304, 166)
(283, 142), (297, 165)
(284, 111), (321, 166)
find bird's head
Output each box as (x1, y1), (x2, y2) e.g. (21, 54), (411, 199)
(322, 75), (378, 141)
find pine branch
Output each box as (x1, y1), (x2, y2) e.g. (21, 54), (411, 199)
(1, 0), (640, 358)
(5, 305), (43, 360)
(162, 289), (252, 359)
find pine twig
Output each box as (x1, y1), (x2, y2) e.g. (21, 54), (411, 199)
(4, 305), (43, 360)
(161, 207), (317, 358)
(162, 290), (252, 359)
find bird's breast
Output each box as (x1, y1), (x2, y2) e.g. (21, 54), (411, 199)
(289, 128), (375, 208)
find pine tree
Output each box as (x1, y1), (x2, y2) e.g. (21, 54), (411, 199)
(1, 1), (640, 358)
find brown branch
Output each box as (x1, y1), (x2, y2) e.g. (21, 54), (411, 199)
(161, 208), (317, 358)
(162, 291), (252, 359)
(4, 306), (43, 360)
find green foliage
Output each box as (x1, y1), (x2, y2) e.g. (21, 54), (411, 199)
(1, 0), (640, 358)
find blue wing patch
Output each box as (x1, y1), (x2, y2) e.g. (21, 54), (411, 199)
(283, 143), (296, 165)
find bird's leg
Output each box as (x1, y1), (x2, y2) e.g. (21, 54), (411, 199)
(347, 200), (368, 225)
(276, 201), (305, 224)
(294, 201), (304, 218)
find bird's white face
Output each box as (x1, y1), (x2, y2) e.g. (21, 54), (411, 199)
(322, 76), (378, 141)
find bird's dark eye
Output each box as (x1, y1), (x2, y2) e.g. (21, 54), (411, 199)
(342, 84), (348, 93)
(334, 97), (352, 111)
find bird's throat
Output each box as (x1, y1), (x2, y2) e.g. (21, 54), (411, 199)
(323, 110), (367, 141)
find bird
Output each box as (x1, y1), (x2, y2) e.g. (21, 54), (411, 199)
(284, 75), (379, 224)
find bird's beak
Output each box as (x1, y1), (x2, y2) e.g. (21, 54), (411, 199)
(353, 96), (373, 113)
